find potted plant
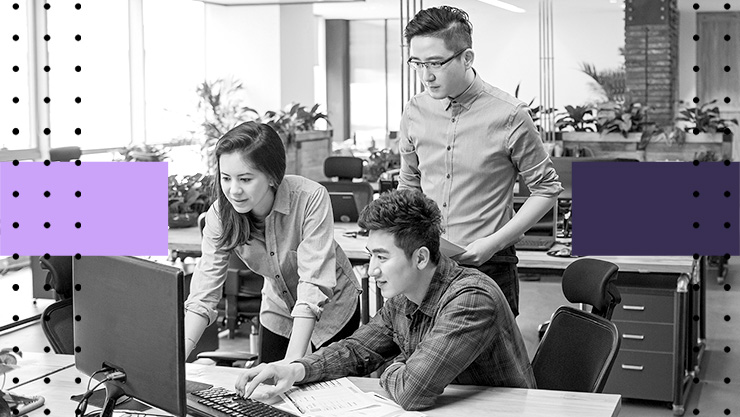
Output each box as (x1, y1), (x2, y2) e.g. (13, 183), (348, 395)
(596, 99), (650, 139)
(363, 148), (401, 183)
(677, 99), (737, 138)
(258, 102), (333, 182)
(196, 78), (260, 174)
(119, 143), (170, 162)
(168, 173), (214, 228)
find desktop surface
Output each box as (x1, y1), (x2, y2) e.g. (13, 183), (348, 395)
(10, 353), (621, 417)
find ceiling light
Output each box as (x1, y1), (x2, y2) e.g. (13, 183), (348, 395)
(477, 0), (525, 13)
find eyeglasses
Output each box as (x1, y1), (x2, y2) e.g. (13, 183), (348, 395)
(407, 49), (466, 71)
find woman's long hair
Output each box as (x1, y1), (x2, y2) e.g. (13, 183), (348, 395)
(213, 121), (286, 250)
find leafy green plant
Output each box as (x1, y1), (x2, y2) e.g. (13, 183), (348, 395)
(260, 102), (331, 148)
(677, 99), (738, 134)
(363, 148), (401, 182)
(120, 144), (170, 162)
(168, 173), (214, 217)
(580, 62), (626, 103)
(555, 105), (597, 132)
(636, 123), (686, 150)
(693, 150), (729, 162)
(196, 78), (260, 174)
(596, 99), (651, 137)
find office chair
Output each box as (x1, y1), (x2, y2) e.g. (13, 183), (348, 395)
(319, 156), (374, 215)
(39, 256), (75, 354)
(49, 146), (82, 162)
(39, 256), (74, 301)
(531, 258), (622, 393)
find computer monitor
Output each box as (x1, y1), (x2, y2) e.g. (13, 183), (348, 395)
(329, 192), (360, 223)
(74, 256), (186, 417)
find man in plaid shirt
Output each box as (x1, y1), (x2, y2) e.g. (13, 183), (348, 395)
(236, 189), (535, 411)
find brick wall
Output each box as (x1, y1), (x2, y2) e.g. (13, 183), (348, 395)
(624, 0), (679, 126)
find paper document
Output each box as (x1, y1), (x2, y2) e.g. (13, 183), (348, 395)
(440, 237), (465, 258)
(280, 378), (426, 417)
(280, 378), (375, 415)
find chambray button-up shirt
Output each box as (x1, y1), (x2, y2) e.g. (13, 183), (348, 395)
(185, 175), (361, 348)
(294, 256), (535, 411)
(399, 73), (563, 246)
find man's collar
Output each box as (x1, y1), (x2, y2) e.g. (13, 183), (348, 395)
(445, 69), (482, 111)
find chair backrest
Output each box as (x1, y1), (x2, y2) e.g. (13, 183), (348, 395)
(324, 156), (363, 180)
(562, 258), (621, 319)
(320, 157), (374, 215)
(532, 306), (620, 392)
(39, 256), (74, 300)
(41, 298), (74, 354)
(532, 258), (622, 393)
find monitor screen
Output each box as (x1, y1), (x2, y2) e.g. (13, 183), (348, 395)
(74, 256), (186, 416)
(513, 197), (557, 237)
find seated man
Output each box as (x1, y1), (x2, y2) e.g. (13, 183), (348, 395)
(235, 189), (535, 411)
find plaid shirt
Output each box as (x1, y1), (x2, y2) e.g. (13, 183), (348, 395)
(295, 256), (535, 411)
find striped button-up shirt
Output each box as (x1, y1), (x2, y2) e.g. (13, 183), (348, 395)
(398, 72), (562, 246)
(295, 256), (535, 410)
(185, 175), (361, 348)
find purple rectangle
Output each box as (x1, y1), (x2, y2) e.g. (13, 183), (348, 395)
(572, 161), (739, 256)
(0, 162), (168, 256)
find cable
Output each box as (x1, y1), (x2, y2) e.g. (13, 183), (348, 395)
(75, 369), (127, 416)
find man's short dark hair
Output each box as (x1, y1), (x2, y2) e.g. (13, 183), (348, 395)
(358, 189), (443, 264)
(404, 5), (473, 51)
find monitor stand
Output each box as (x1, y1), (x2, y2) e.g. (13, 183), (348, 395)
(99, 382), (126, 417)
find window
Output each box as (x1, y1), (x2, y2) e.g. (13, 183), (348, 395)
(0, 2), (32, 151)
(47, 0), (131, 150)
(143, 0), (205, 145)
(349, 19), (402, 150)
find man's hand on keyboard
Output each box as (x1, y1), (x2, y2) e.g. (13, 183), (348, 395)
(235, 362), (307, 401)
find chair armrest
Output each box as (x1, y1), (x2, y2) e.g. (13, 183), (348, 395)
(196, 351), (258, 367)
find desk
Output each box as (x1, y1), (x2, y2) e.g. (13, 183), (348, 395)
(10, 353), (621, 417)
(518, 243), (705, 416)
(169, 226), (703, 414)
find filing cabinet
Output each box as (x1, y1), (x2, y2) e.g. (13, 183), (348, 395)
(601, 267), (702, 416)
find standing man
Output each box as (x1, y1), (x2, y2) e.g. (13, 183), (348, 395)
(398, 6), (562, 316)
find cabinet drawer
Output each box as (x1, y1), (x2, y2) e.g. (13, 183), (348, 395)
(614, 320), (674, 352)
(603, 350), (674, 401)
(611, 292), (674, 323)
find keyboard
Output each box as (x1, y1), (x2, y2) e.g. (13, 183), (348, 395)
(515, 238), (555, 251)
(187, 386), (298, 417)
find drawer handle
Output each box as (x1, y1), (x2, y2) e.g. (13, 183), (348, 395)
(621, 364), (644, 371)
(622, 305), (645, 311)
(622, 334), (645, 340)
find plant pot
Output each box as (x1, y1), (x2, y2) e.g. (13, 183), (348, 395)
(168, 212), (199, 229)
(286, 130), (333, 182)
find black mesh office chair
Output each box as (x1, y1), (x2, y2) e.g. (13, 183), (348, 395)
(39, 257), (75, 354)
(319, 156), (374, 215)
(532, 258), (622, 393)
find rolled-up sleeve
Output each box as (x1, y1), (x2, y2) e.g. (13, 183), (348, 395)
(398, 103), (422, 191)
(291, 186), (337, 320)
(183, 204), (230, 325)
(295, 305), (400, 383)
(508, 105), (563, 198)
